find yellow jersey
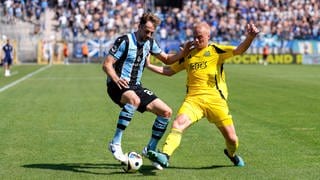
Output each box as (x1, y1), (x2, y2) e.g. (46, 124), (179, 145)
(170, 43), (235, 99)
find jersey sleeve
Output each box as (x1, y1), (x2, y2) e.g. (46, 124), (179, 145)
(212, 44), (235, 63)
(170, 58), (185, 73)
(108, 36), (127, 60)
(149, 39), (162, 55)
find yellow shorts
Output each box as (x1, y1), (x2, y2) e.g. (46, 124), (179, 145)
(177, 94), (233, 127)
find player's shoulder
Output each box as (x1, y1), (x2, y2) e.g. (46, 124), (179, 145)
(209, 43), (235, 54)
(3, 44), (9, 49)
(115, 34), (129, 44)
(111, 34), (130, 52)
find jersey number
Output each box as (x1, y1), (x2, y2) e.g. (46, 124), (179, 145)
(144, 89), (154, 96)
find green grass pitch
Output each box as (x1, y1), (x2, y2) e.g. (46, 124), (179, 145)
(0, 64), (319, 179)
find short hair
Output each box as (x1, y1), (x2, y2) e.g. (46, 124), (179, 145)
(194, 22), (211, 35)
(139, 12), (161, 28)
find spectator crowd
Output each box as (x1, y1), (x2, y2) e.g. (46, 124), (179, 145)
(1, 0), (49, 23)
(2, 0), (320, 46)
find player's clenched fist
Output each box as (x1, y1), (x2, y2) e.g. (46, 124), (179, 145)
(246, 24), (260, 37)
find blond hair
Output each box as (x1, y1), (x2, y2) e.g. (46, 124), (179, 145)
(194, 22), (210, 34)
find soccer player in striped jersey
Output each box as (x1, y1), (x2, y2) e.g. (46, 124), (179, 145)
(146, 22), (259, 168)
(102, 12), (192, 170)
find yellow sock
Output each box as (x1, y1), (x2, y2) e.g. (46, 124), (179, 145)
(163, 128), (182, 156)
(226, 140), (239, 157)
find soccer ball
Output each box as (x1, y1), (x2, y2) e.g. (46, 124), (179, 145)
(122, 152), (143, 173)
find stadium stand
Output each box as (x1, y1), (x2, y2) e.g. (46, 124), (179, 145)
(1, 0), (319, 63)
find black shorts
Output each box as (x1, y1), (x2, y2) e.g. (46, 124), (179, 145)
(263, 54), (268, 60)
(3, 58), (12, 65)
(107, 81), (158, 113)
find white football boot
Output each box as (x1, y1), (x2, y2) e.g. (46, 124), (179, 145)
(108, 142), (127, 163)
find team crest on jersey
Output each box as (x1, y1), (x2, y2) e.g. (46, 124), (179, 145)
(136, 56), (142, 63)
(110, 38), (122, 53)
(204, 51), (211, 57)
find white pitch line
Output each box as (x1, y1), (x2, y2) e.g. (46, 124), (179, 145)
(0, 65), (51, 93)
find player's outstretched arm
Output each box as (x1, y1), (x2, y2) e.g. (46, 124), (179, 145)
(145, 55), (175, 76)
(154, 41), (193, 65)
(233, 24), (260, 55)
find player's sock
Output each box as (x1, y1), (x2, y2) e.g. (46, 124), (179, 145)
(162, 128), (182, 156)
(147, 116), (169, 150)
(226, 140), (239, 157)
(224, 149), (245, 166)
(5, 69), (10, 76)
(112, 103), (137, 144)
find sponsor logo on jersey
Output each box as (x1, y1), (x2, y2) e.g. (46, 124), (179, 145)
(189, 61), (207, 70)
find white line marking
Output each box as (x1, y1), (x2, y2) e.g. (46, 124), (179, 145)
(0, 65), (51, 93)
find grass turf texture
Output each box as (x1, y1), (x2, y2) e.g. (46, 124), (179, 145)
(0, 64), (319, 179)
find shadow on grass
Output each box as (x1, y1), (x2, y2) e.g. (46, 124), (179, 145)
(22, 163), (161, 176)
(22, 163), (231, 175)
(167, 165), (232, 170)
(22, 163), (121, 175)
(139, 164), (232, 175)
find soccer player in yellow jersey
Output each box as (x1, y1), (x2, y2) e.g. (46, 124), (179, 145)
(146, 22), (259, 168)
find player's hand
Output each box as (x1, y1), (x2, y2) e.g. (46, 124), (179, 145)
(180, 40), (194, 56)
(115, 78), (129, 89)
(246, 24), (260, 37)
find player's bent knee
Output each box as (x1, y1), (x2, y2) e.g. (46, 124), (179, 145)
(127, 97), (140, 107)
(172, 117), (191, 131)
